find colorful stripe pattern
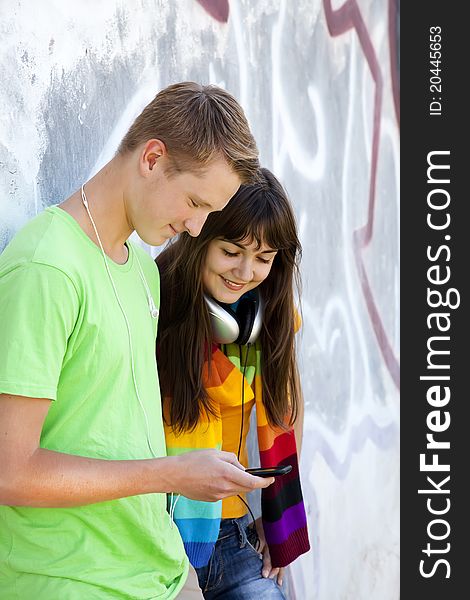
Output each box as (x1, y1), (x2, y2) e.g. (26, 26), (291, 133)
(164, 341), (310, 568)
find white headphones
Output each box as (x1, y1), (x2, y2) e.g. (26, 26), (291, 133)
(204, 289), (263, 345)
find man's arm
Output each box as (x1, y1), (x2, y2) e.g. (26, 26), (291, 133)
(0, 393), (272, 508)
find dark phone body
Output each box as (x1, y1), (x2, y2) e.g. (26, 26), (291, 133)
(245, 465), (292, 477)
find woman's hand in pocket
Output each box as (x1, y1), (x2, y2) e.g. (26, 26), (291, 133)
(255, 518), (285, 586)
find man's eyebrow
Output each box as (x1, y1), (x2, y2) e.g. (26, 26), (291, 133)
(222, 239), (277, 253)
(192, 194), (213, 209)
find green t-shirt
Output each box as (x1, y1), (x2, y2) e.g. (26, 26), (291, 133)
(0, 207), (188, 599)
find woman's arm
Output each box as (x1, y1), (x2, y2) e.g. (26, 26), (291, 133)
(293, 367), (304, 456)
(254, 517), (285, 586)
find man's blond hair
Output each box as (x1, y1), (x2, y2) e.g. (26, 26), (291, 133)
(118, 82), (259, 183)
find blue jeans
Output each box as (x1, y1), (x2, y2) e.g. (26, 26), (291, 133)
(195, 515), (287, 599)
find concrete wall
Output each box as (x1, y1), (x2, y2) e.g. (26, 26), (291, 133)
(0, 1), (400, 598)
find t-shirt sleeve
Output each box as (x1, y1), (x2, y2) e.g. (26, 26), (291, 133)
(0, 262), (79, 400)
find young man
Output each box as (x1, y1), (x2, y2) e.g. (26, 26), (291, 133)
(0, 82), (273, 599)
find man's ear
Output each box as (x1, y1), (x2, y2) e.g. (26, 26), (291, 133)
(140, 139), (167, 174)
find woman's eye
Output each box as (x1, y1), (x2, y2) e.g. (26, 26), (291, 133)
(257, 257), (271, 264)
(223, 249), (238, 257)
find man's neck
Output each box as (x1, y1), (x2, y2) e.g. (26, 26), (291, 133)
(59, 156), (133, 264)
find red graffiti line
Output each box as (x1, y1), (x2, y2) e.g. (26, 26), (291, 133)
(196, 0), (229, 23)
(388, 0), (400, 126)
(323, 0), (400, 389)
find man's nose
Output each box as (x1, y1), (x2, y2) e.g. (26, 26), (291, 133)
(184, 213), (208, 237)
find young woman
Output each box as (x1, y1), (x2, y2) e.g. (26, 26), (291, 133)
(156, 168), (310, 599)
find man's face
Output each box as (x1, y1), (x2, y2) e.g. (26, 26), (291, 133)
(131, 157), (241, 246)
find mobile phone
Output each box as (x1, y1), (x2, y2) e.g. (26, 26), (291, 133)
(245, 465), (292, 478)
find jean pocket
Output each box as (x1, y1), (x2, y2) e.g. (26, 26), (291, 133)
(244, 524), (263, 559)
(200, 540), (225, 593)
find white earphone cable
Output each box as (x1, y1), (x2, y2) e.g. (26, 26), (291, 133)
(168, 492), (181, 528)
(81, 184), (157, 457)
(135, 252), (159, 319)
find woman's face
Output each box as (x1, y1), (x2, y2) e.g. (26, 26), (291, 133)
(202, 237), (277, 304)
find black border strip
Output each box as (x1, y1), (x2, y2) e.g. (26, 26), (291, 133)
(401, 2), (467, 597)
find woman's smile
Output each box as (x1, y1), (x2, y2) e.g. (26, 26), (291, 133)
(220, 276), (246, 292)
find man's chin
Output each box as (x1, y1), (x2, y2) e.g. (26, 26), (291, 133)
(138, 231), (168, 247)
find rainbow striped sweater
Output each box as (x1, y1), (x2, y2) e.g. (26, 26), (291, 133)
(163, 341), (310, 568)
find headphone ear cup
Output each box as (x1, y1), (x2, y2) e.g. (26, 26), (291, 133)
(205, 294), (240, 344)
(235, 296), (257, 345)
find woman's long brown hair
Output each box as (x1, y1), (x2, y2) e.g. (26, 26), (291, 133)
(156, 168), (302, 434)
